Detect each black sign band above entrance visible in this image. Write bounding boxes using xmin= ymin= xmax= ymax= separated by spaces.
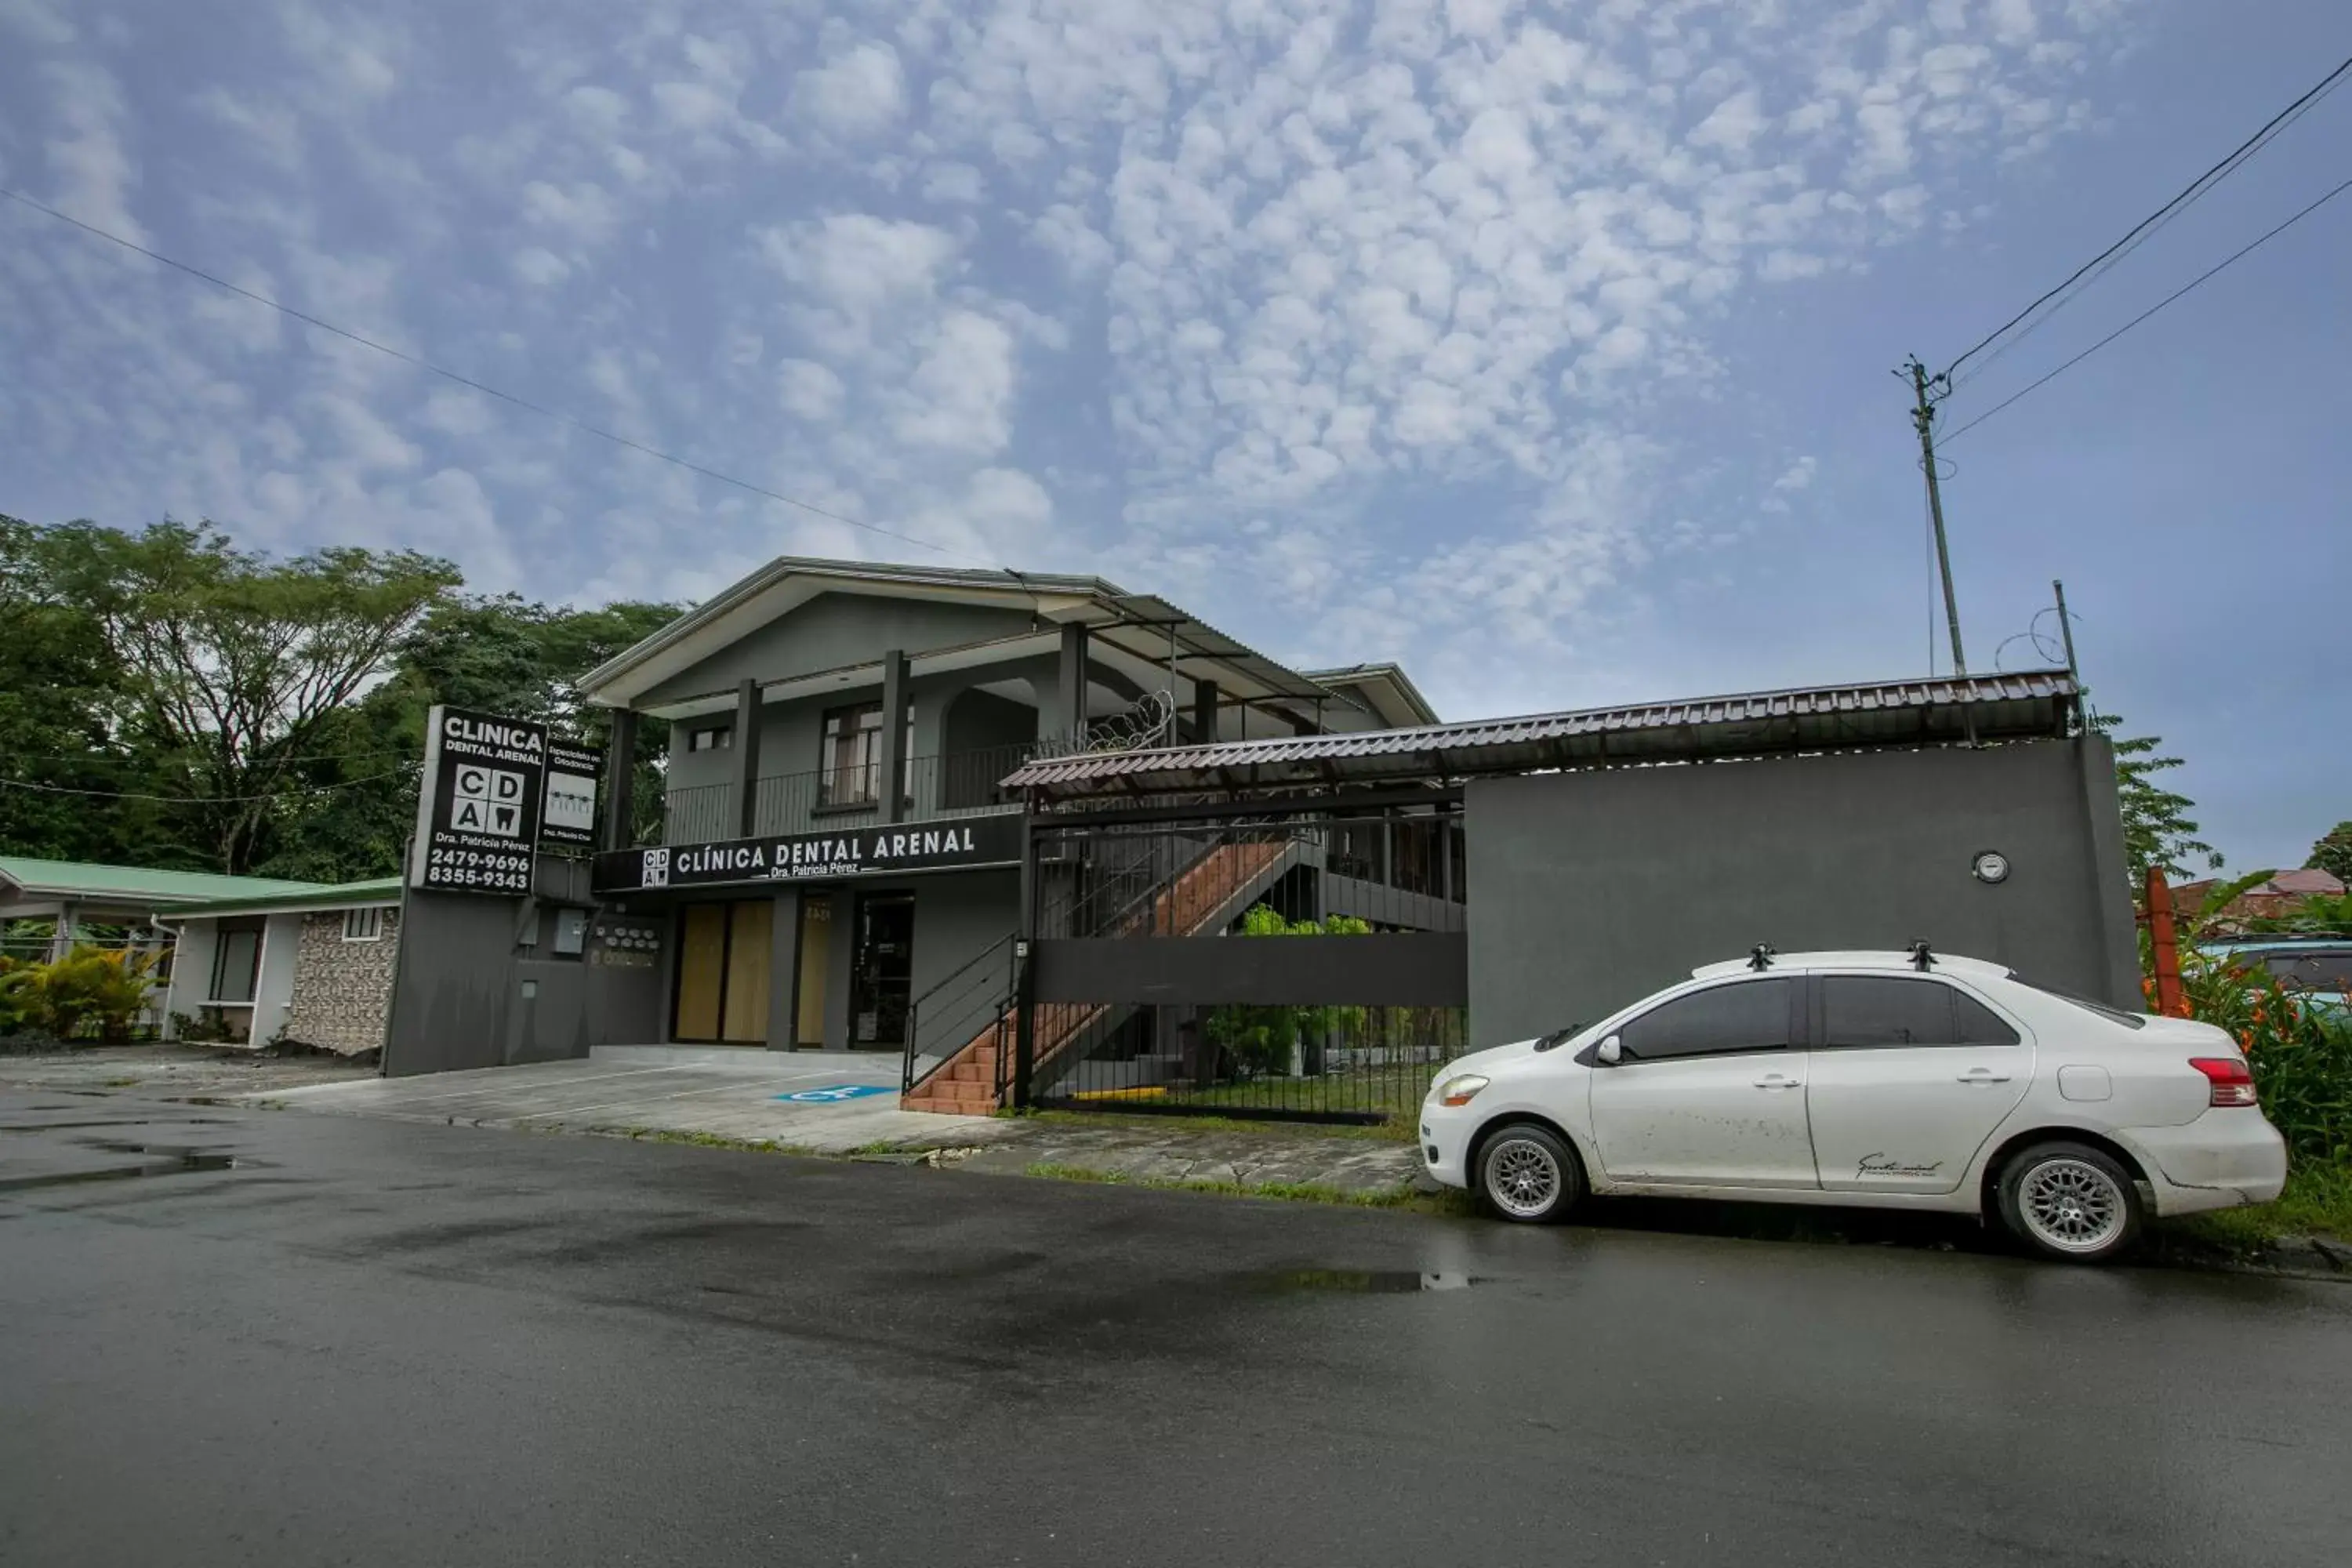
xmin=593 ymin=811 xmax=1022 ymax=895
xmin=409 ymin=706 xmax=548 ymax=897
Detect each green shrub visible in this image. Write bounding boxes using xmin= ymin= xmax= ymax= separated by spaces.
xmin=1203 ymin=905 xmax=1370 ymax=1078
xmin=2 ymin=946 xmax=159 ymax=1043
xmin=0 ymin=957 xmax=37 ymax=1035
xmin=2154 ymin=875 xmax=2352 ymax=1166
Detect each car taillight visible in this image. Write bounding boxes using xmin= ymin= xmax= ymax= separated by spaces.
xmin=2189 ymin=1057 xmax=2259 ymax=1108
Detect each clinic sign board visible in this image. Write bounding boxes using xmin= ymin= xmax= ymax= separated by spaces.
xmin=540 ymin=738 xmax=602 ymax=854
xmin=409 ymin=706 xmax=546 ymax=896
xmin=590 ymin=812 xmax=1023 ymax=895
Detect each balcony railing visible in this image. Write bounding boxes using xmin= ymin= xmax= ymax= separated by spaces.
xmin=662 ymin=742 xmax=1036 ymax=847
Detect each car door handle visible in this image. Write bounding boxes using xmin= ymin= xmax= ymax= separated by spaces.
xmin=1753 ymin=1074 xmax=1802 ymax=1089
xmin=1956 ymin=1069 xmax=2013 ymax=1084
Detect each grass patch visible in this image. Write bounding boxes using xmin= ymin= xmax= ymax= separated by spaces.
xmin=592 ymin=1125 xmax=824 ymax=1159
xmin=1003 ymin=1105 xmax=1407 ymax=1142
xmin=1021 ymin=1160 xmax=1475 ymax=1218
xmin=2162 ymin=1161 xmax=2352 ymax=1254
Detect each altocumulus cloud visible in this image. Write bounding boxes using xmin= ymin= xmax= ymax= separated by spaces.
xmin=0 ymin=0 xmax=2136 ymax=702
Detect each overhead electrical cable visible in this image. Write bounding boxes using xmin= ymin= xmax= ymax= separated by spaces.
xmin=1943 ymin=172 xmax=2352 ymax=443
xmin=1941 ymin=51 xmax=2352 ymax=387
xmin=0 ymin=767 xmax=413 ymax=805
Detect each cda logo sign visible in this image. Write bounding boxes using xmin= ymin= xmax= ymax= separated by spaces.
xmin=408 ymin=706 xmax=553 ymax=897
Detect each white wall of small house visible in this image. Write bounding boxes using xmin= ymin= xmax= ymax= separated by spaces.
xmin=251 ymin=913 xmax=304 ymax=1044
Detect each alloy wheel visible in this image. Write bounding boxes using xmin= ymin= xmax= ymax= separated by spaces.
xmin=1486 ymin=1138 xmax=1561 ymax=1219
xmin=2018 ymin=1156 xmax=2125 ymax=1254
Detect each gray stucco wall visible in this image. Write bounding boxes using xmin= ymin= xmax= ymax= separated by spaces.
xmin=1465 ymin=735 xmax=2137 ymax=1047
xmin=385 ymin=855 xmax=666 ymax=1076
xmin=807 ymin=869 xmax=1018 ymax=1051
xmin=641 ymin=592 xmax=1036 ymax=708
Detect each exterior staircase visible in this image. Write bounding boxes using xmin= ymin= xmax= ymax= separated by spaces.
xmin=900 ymin=837 xmax=1297 ymax=1114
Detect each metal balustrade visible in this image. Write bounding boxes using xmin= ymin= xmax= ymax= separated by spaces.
xmin=659 ymin=742 xmax=1035 ymax=846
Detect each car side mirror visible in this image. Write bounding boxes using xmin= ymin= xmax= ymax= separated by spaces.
xmin=1596 ymin=1035 xmax=1623 ymax=1066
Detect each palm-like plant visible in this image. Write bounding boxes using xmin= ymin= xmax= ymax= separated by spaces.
xmin=18 ymin=946 xmax=160 ymax=1042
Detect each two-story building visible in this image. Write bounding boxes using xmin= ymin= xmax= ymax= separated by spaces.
xmin=575 ymin=557 xmax=1441 ymax=1072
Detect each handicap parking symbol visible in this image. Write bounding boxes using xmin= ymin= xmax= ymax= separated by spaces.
xmin=776 ymin=1084 xmax=895 ymax=1104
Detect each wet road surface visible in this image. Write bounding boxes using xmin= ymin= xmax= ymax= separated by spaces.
xmin=4 ymin=1091 xmax=2348 ymax=1566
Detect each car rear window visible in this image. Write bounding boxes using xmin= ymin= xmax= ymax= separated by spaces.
xmin=1820 ymin=976 xmax=2021 ymax=1047
xmin=2262 ymin=951 xmax=2352 ymax=990
xmin=2014 ymin=978 xmax=2147 ymax=1029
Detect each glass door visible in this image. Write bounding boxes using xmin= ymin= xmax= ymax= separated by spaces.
xmin=849 ymin=892 xmax=915 ymax=1048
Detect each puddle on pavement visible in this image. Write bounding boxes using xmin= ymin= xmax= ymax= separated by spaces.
xmin=0 ymin=1145 xmax=240 ymax=1193
xmin=1259 ymin=1269 xmax=1479 ymax=1294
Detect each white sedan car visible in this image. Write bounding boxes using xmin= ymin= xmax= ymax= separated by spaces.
xmin=1419 ymin=949 xmax=2288 ymax=1263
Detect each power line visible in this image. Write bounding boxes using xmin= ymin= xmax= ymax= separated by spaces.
xmin=1944 ymin=172 xmax=2352 ymax=444
xmin=1942 ymin=51 xmax=2352 ymax=385
xmin=0 ymin=766 xmax=413 ymax=805
xmin=5 ymin=747 xmax=421 ymax=768
xmin=0 ymin=186 xmax=983 ymax=566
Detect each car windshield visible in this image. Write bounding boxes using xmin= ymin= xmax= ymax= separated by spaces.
xmin=2014 ymin=978 xmax=2148 ymax=1029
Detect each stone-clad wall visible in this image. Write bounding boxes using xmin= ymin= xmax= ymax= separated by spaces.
xmin=280 ymin=908 xmax=400 ymax=1056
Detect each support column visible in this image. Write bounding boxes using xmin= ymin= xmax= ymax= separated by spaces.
xmin=1057 ymin=623 xmax=1089 ymax=746
xmin=600 ymin=709 xmax=638 ymax=851
xmin=49 ymin=901 xmax=78 ymax=961
xmin=765 ymin=887 xmax=800 ymax=1051
xmin=879 ymin=648 xmax=909 ymax=826
xmin=731 ymin=678 xmax=761 ymax=837
xmin=1192 ymin=680 xmax=1219 ymax=746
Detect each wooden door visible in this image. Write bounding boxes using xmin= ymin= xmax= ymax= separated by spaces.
xmin=673 ymin=904 xmax=727 ymax=1041
xmin=720 ymin=900 xmax=773 ymax=1044
xmin=795 ymin=898 xmax=831 ymax=1046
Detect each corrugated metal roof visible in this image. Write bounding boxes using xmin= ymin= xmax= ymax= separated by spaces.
xmin=165 ymin=877 xmax=407 ymax=919
xmin=1001 ymin=670 xmax=2080 ymax=800
xmin=0 ymin=857 xmax=330 ymax=907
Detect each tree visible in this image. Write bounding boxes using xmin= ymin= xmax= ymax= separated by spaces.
xmin=259 ymin=593 xmax=683 ymax=880
xmin=0 ymin=516 xmax=145 ymax=862
xmin=2096 ymin=715 xmax=2220 ymax=883
xmin=29 ymin=521 xmax=463 ymax=873
xmin=2308 ymin=822 xmax=2352 ymax=885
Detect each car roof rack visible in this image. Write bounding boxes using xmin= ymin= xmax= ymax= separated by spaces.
xmin=1908 ymin=939 xmax=1935 ymax=971
xmin=1748 ymin=943 xmax=1777 ymax=971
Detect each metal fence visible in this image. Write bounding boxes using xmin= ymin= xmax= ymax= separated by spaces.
xmin=1025 ymin=804 xmax=1468 ymax=1125
xmin=662 ymin=742 xmax=1036 ymax=846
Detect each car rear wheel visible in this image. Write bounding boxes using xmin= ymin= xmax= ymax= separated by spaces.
xmin=1997 ymin=1142 xmax=2142 ymax=1264
xmin=1476 ymin=1124 xmax=1583 ymax=1224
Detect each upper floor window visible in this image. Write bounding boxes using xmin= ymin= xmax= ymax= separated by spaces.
xmin=820 ymin=702 xmax=885 ymax=806
xmin=688 ymin=724 xmax=731 ymax=753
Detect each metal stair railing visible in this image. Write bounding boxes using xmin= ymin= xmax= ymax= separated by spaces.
xmin=901 ymin=934 xmax=1018 ymax=1097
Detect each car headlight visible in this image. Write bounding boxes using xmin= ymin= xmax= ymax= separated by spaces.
xmin=1435 ymin=1073 xmax=1490 ymax=1108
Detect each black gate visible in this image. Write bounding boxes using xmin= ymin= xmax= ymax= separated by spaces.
xmin=1014 ymin=794 xmax=1468 ymax=1125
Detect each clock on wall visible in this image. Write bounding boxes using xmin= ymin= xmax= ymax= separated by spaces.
xmin=1972 ymin=850 xmax=2011 ymax=884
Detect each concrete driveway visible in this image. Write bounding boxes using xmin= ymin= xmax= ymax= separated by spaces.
xmin=253 ymin=1044 xmax=1020 ymax=1155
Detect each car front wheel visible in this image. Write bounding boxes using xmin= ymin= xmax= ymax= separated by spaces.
xmin=1476 ymin=1124 xmax=1583 ymax=1224
xmin=1997 ymin=1142 xmax=2143 ymax=1264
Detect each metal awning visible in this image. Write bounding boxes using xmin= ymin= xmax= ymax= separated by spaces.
xmin=1083 ymin=594 xmax=1342 ymax=706
xmin=1000 ymin=670 xmax=2081 ymax=802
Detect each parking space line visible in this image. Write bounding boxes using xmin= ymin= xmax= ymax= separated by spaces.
xmin=332 ymin=1064 xmax=695 ymax=1109
xmin=527 ymin=1067 xmax=887 ymax=1120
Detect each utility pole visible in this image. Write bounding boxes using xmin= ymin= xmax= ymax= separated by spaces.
xmin=1903 ymin=356 xmax=1968 ymax=677
xmin=2052 ymin=579 xmax=2079 ymax=685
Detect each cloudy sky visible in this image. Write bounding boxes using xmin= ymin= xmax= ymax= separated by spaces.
xmin=1 ymin=1 xmax=2344 ymax=868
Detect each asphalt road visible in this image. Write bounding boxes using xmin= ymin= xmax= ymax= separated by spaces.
xmin=5 ymin=1091 xmax=2348 ymax=1567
